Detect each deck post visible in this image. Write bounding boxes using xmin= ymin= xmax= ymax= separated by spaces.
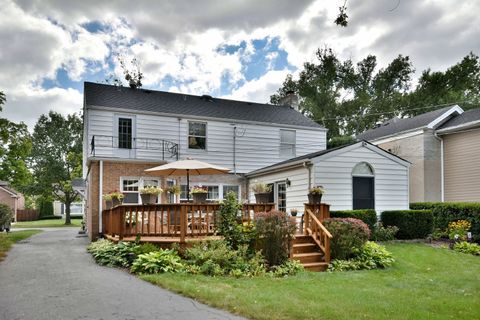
xmin=180 ymin=204 xmax=187 ymax=244
xmin=119 ymin=207 xmax=125 ymax=241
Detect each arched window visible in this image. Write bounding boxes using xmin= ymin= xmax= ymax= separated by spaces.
xmin=352 ymin=162 xmax=375 ymax=209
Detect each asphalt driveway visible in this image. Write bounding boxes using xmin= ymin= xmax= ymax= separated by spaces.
xmin=0 ymin=228 xmax=244 ymax=320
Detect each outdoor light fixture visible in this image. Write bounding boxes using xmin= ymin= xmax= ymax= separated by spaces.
xmin=286 ymin=178 xmax=291 ymax=187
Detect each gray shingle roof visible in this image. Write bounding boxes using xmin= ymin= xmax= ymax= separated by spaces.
xmin=356 ymin=106 xmax=456 ymax=141
xmin=438 ymin=108 xmax=480 ymax=129
xmin=84 ymin=82 xmax=324 ymax=129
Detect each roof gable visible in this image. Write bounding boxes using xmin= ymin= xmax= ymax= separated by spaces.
xmin=84 ymin=82 xmax=325 ymax=129
xmin=356 ymin=105 xmax=463 ymax=141
xmin=437 ymin=107 xmax=480 ymax=132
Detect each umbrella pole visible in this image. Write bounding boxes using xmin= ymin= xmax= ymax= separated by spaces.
xmin=186 ymin=169 xmax=190 ymax=201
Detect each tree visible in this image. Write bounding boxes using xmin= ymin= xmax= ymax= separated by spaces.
xmin=105 ymin=56 xmax=143 ymax=89
xmin=271 ymin=48 xmax=414 ymax=139
xmin=0 ymin=92 xmax=32 ymax=190
xmin=30 ymin=111 xmax=83 ymax=225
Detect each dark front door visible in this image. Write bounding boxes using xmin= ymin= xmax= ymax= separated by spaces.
xmin=353 ymin=177 xmax=374 ymax=209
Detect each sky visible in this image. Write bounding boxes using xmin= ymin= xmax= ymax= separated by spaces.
xmin=1 ymin=0 xmax=479 ymax=129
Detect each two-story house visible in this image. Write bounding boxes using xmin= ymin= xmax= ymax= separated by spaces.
xmin=83 ymin=82 xmax=410 ymax=240
xmin=357 ymin=105 xmax=480 ymax=203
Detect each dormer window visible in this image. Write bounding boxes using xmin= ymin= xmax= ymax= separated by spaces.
xmin=188 ymin=121 xmax=207 ymax=150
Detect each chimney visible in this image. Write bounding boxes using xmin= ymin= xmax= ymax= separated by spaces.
xmin=279 ymin=90 xmax=299 ymax=111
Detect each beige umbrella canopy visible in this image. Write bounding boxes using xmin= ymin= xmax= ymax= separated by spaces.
xmin=145 ymin=159 xmax=230 ymax=200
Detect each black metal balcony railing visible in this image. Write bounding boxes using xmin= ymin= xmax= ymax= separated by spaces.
xmin=90 ymin=135 xmax=179 ymax=160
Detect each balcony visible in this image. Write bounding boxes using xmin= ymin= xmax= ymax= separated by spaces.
xmin=90 ymin=135 xmax=179 ymax=161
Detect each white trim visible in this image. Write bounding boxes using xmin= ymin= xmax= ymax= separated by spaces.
xmin=87 ymin=104 xmax=327 ymax=132
xmin=370 ymin=129 xmax=423 ymax=145
xmin=440 ymin=138 xmax=444 ymax=202
xmin=426 ymin=105 xmax=463 ymax=129
xmin=436 ymin=119 xmax=480 ymax=134
xmin=246 ymin=160 xmax=308 ymax=177
xmin=178 ymin=182 xmax=242 ymax=201
xmin=99 ymin=160 xmax=103 ymax=234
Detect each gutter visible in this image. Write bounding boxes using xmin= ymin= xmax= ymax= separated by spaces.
xmin=246 ymin=159 xmax=312 ymax=178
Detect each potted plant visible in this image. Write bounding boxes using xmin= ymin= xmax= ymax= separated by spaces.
xmin=140 ymin=186 xmax=163 ymax=204
xmin=110 ymin=190 xmax=124 ymax=207
xmin=191 ymin=186 xmax=208 ymax=203
xmin=103 ymin=194 xmax=113 ymax=210
xmin=252 ymin=183 xmax=272 ymax=204
xmin=166 ymin=185 xmax=181 ymax=203
xmin=290 ymin=208 xmax=298 ymax=217
xmin=308 ymin=186 xmax=325 ymax=204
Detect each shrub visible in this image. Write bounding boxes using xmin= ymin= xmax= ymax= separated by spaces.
xmin=409 ymin=202 xmax=439 ymax=210
xmin=133 ymin=243 xmax=159 ymax=256
xmin=323 ymin=218 xmax=370 ymax=260
xmin=255 ymin=210 xmax=296 ymax=267
xmin=37 ymin=197 xmax=54 ymax=218
xmin=330 ymin=209 xmax=377 ymax=230
xmin=131 ymin=249 xmax=184 ymax=274
xmin=70 ymin=215 xmax=84 ymax=219
xmin=0 ymin=204 xmax=13 ymax=226
xmin=87 ymin=239 xmax=135 ymax=267
xmin=328 ymin=241 xmax=395 ymax=272
xmin=269 ymin=259 xmax=304 ymax=277
xmin=381 ymin=210 xmax=433 ymax=239
xmin=371 ymin=223 xmax=399 ymax=241
xmin=38 ymin=215 xmax=62 ymax=220
xmin=218 ymin=192 xmax=247 ymax=249
xmin=453 ymin=241 xmax=480 ymax=256
xmin=184 ymin=240 xmax=266 ymax=277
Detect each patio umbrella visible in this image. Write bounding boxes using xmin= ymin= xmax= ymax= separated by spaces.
xmin=144 ymin=159 xmax=230 ymax=200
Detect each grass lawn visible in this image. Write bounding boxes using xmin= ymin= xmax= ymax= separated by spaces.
xmin=0 ymin=230 xmax=42 ymax=261
xmin=12 ymin=219 xmax=82 ymax=228
xmin=141 ymin=243 xmax=480 ymax=320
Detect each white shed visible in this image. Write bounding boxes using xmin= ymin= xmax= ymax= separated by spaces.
xmin=246 ymin=141 xmax=410 ymax=215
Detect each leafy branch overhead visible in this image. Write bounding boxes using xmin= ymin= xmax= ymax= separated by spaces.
xmin=334 ymin=1 xmax=348 ymax=27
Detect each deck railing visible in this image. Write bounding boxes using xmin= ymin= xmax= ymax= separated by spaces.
xmin=102 ymin=203 xmax=275 ymax=243
xmin=302 ymin=207 xmax=332 ymax=263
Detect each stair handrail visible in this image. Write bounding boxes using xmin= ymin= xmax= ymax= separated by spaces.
xmin=304 ymin=208 xmax=332 ymax=263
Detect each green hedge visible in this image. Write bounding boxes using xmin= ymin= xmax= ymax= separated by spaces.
xmin=410 ymin=202 xmax=480 ymax=240
xmin=330 ymin=210 xmax=377 ymax=230
xmin=70 ymin=215 xmax=84 ymax=219
xmin=381 ymin=210 xmax=434 ymax=239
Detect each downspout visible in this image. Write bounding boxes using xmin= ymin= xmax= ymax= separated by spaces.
xmin=233 ymin=126 xmax=237 ymax=175
xmin=303 ymin=161 xmax=313 ymax=189
xmin=178 ymin=118 xmax=181 ymax=159
xmin=433 ymin=132 xmax=444 ymax=202
xmin=98 ymin=160 xmax=103 ymax=234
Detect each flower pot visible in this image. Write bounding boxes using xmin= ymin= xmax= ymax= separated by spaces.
xmin=291 ymin=211 xmax=298 ymax=217
xmin=254 ymin=193 xmax=270 ymax=204
xmin=105 ymin=200 xmax=113 ymax=210
xmin=141 ymin=194 xmax=157 ymax=204
xmin=308 ymin=193 xmax=322 ymax=204
xmin=192 ymin=193 xmax=208 ymax=203
xmin=112 ymin=197 xmax=123 ymax=207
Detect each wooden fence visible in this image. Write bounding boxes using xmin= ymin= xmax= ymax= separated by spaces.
xmin=16 ymin=209 xmax=39 ymax=221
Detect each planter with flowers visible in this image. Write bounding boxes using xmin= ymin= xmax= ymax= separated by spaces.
xmin=191 ymin=186 xmax=208 ymax=203
xmin=252 ymin=183 xmax=272 ymax=204
xmin=166 ymin=185 xmax=181 ymax=203
xmin=308 ymin=186 xmax=325 ymax=204
xmin=140 ymin=186 xmax=163 ymax=204
xmin=103 ymin=190 xmax=124 ymax=209
xmin=290 ymin=208 xmax=298 ymax=217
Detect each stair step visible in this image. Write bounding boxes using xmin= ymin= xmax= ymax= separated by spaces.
xmin=292 ymin=242 xmax=318 ymax=254
xmin=292 ymin=252 xmax=324 ymax=264
xmin=293 ymin=235 xmax=316 ymax=244
xmin=302 ymin=262 xmax=329 ymax=272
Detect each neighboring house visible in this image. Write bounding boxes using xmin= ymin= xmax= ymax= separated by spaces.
xmin=83 ymin=82 xmax=410 ymax=240
xmin=357 ymin=105 xmax=480 ymax=203
xmin=0 ymin=181 xmax=25 ymax=221
xmin=246 ymin=141 xmax=410 ymax=214
xmin=53 ymin=201 xmax=85 ymax=217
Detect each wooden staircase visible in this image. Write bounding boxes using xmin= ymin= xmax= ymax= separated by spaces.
xmin=292 ymin=235 xmax=329 ymax=271
xmin=291 ymin=204 xmax=333 ymax=272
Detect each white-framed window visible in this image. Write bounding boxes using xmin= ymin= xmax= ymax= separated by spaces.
xmin=223 ymin=185 xmax=239 ymax=199
xmin=280 ymin=129 xmax=296 ymax=157
xmin=179 ymin=183 xmax=241 ymax=201
xmin=118 ymin=117 xmax=133 ymax=149
xmin=188 ymin=121 xmax=207 ymax=150
xmin=120 ymin=177 xmax=160 ymax=204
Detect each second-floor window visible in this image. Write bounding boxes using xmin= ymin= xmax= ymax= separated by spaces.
xmin=280 ymin=129 xmax=296 ymax=157
xmin=118 ymin=118 xmax=132 ymax=149
xmin=188 ymin=121 xmax=206 ymax=150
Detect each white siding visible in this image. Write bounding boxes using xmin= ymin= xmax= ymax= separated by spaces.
xmin=313 ymin=145 xmax=409 ymax=213
xmin=86 ymin=108 xmax=326 ymax=173
xmin=247 ymin=166 xmax=310 ymax=213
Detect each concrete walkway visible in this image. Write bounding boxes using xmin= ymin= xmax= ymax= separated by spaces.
xmin=0 ymin=229 xmax=244 ymax=320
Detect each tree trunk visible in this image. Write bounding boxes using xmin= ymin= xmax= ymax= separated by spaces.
xmin=65 ymin=200 xmax=71 ymax=225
